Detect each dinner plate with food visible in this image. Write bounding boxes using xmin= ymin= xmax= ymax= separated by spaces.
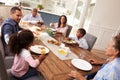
xmin=30 ymin=45 xmax=49 ymax=54
xmin=34 ymin=27 xmax=42 ymax=31
xmin=47 ymin=39 xmax=60 ymax=46
xmin=63 ymin=38 xmax=76 ymax=44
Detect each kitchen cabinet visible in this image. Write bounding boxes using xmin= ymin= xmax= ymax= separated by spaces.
xmin=38 ymin=11 xmax=60 ymax=26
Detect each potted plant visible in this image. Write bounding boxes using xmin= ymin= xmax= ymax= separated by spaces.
xmin=37 ymin=4 xmax=44 ymax=10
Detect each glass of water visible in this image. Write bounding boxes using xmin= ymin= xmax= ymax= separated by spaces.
xmin=79 ymin=53 xmax=85 ymax=59
xmin=58 ymin=35 xmax=64 ymax=43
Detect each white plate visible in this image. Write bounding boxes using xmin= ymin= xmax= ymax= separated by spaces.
xmin=30 ymin=45 xmax=49 ymax=54
xmin=71 ymin=59 xmax=92 ymax=71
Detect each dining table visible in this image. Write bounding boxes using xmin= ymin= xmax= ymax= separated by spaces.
xmin=20 ymin=23 xmax=105 ymax=80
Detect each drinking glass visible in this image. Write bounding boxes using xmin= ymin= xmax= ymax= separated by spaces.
xmin=41 ymin=25 xmax=47 ymax=32
xmin=79 ymin=53 xmax=85 ymax=59
xmin=58 ymin=36 xmax=63 ymax=43
xmin=79 ymin=51 xmax=86 ymax=59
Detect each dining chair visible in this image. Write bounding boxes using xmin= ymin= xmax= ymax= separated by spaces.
xmin=84 ymin=33 xmax=97 ymax=51
xmin=0 ymin=16 xmax=3 ymax=25
xmin=0 ymin=50 xmax=9 ymax=80
xmin=66 ymin=25 xmax=72 ymax=37
xmin=0 ymin=37 xmax=5 ymax=57
xmin=0 ymin=36 xmax=14 ymax=69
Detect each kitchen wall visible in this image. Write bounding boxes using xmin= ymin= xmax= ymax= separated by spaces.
xmin=88 ymin=0 xmax=120 ymax=50
xmin=0 ymin=5 xmax=31 ymax=22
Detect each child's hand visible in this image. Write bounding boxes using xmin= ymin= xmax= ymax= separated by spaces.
xmin=66 ymin=38 xmax=72 ymax=41
xmin=38 ymin=54 xmax=46 ymax=63
xmin=73 ymin=42 xmax=79 ymax=46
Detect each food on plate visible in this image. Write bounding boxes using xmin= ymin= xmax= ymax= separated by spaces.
xmin=30 ymin=45 xmax=49 ymax=54
xmin=47 ymin=39 xmax=60 ymax=46
xmin=66 ymin=40 xmax=76 ymax=43
xmin=47 ymin=39 xmax=54 ymax=44
xmin=57 ymin=49 xmax=67 ymax=55
xmin=38 ymin=47 xmax=46 ymax=54
xmin=64 ymin=38 xmax=76 ymax=44
xmin=33 ymin=31 xmax=40 ymax=36
xmin=36 ymin=27 xmax=42 ymax=31
xmin=54 ymin=41 xmax=60 ymax=46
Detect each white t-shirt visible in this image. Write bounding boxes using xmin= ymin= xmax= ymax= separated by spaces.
xmin=70 ymin=36 xmax=88 ymax=49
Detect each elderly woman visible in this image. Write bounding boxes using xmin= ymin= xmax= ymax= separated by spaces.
xmin=50 ymin=15 xmax=68 ymax=37
xmin=69 ymin=33 xmax=120 ymax=80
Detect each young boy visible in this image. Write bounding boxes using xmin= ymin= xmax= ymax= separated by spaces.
xmin=69 ymin=28 xmax=88 ymax=49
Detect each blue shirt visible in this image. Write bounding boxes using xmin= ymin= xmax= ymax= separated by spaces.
xmin=94 ymin=58 xmax=120 ymax=80
xmin=1 ymin=18 xmax=22 ymax=55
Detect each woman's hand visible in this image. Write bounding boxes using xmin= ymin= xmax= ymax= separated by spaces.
xmin=55 ymin=32 xmax=63 ymax=37
xmin=89 ymin=59 xmax=104 ymax=65
xmin=68 ymin=70 xmax=86 ymax=80
xmin=89 ymin=59 xmax=98 ymax=64
xmin=50 ymin=23 xmax=55 ymax=27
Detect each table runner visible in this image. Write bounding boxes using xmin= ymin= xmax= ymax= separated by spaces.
xmin=38 ymin=32 xmax=78 ymax=60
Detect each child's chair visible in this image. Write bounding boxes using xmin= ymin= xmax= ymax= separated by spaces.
xmin=66 ymin=25 xmax=72 ymax=37
xmin=84 ymin=33 xmax=97 ymax=51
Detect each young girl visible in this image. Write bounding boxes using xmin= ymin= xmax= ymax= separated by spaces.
xmin=50 ymin=15 xmax=68 ymax=37
xmin=8 ymin=30 xmax=45 ymax=80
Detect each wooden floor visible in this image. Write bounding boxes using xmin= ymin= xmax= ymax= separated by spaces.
xmin=91 ymin=49 xmax=108 ymax=60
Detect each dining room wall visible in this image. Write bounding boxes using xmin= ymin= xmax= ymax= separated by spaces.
xmin=87 ymin=0 xmax=120 ymax=50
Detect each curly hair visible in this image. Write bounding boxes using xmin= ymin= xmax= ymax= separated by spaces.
xmin=8 ymin=30 xmax=34 ymax=54
xmin=78 ymin=28 xmax=86 ymax=37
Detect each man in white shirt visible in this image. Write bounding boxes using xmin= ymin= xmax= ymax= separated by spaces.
xmin=69 ymin=28 xmax=88 ymax=49
xmin=22 ymin=8 xmax=44 ymax=26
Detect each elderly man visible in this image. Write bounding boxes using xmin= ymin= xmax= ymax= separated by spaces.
xmin=22 ymin=8 xmax=44 ymax=26
xmin=1 ymin=7 xmax=23 ymax=56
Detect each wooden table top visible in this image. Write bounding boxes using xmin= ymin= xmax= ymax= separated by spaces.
xmin=32 ymin=36 xmax=104 ymax=80
xmin=21 ymin=24 xmax=104 ymax=80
